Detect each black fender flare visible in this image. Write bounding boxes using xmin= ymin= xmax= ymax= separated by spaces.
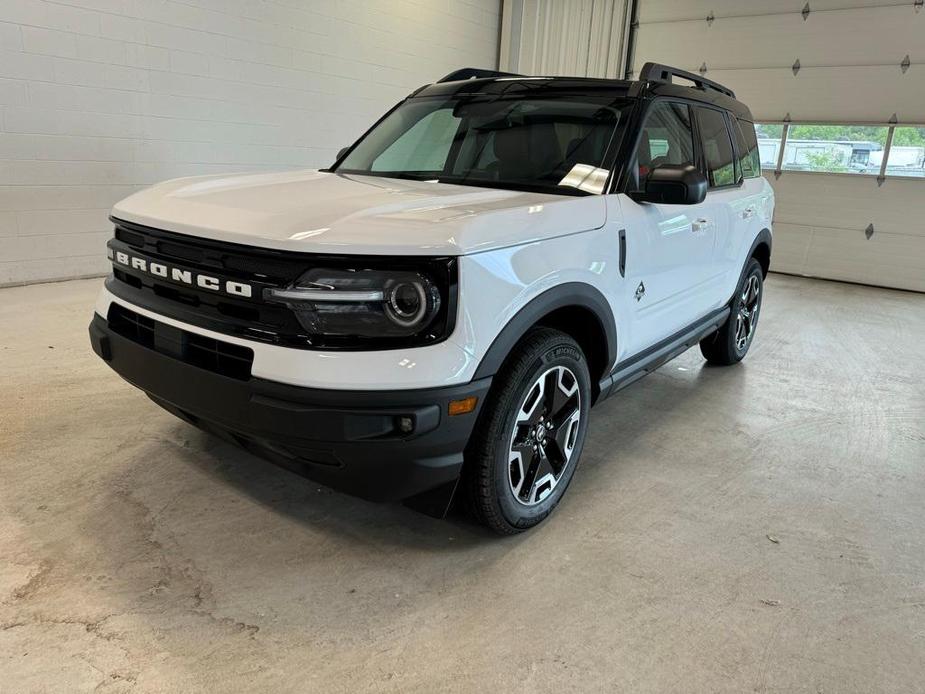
xmin=732 ymin=228 xmax=772 ymax=300
xmin=751 ymin=227 xmax=772 ymax=262
xmin=471 ymin=282 xmax=618 ymax=381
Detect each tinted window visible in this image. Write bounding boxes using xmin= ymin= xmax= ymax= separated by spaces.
xmin=630 ymin=101 xmax=695 ymax=191
xmin=372 ymin=107 xmax=460 ymax=172
xmin=697 ymin=107 xmax=737 ymax=187
xmin=734 ymin=119 xmax=761 ymax=178
xmin=339 ymin=96 xmax=630 ymax=196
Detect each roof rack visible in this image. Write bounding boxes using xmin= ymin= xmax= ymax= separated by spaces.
xmin=437 ymin=67 xmax=524 ymax=83
xmin=637 ymin=62 xmax=735 ymax=98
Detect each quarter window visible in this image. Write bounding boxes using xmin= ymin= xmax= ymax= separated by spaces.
xmin=734 ymin=119 xmax=761 ymax=178
xmin=697 ymin=107 xmax=737 ymax=187
xmin=755 ymin=124 xmax=783 ymax=168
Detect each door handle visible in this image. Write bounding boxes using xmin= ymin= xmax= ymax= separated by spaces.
xmin=692 ymin=218 xmax=710 ymax=232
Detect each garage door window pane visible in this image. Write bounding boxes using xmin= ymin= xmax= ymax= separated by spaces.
xmin=781 ymin=125 xmax=887 ymax=175
xmin=697 ymin=107 xmax=737 ymax=187
xmin=755 ymin=124 xmax=783 ymax=168
xmin=885 ymin=127 xmax=925 ymax=177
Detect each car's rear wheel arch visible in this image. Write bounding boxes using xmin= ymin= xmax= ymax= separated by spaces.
xmin=751 ymin=234 xmax=771 ymax=278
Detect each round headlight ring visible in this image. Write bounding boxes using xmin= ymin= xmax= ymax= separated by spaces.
xmin=386 ymin=280 xmax=428 ymax=327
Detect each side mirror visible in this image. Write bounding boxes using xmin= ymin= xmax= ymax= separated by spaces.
xmin=631 ymin=164 xmax=707 ymax=205
xmin=336 ymin=147 xmax=349 ymax=161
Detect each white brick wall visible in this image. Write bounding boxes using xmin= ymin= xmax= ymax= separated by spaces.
xmin=0 ymin=0 xmax=501 ymax=285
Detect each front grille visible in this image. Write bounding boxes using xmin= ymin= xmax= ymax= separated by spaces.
xmin=108 ymin=303 xmax=254 ymax=380
xmin=109 ymin=220 xmax=312 ymax=348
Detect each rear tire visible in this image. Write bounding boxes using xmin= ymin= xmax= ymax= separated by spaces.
xmin=464 ymin=328 xmax=591 ymax=535
xmin=700 ymin=257 xmax=764 ymax=365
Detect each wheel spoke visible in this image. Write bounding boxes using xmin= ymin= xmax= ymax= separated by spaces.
xmin=547 ymin=407 xmax=580 ymax=473
xmin=545 ymin=367 xmax=578 ymax=418
xmin=745 ymin=307 xmax=758 ymax=339
xmin=542 ymin=369 xmax=564 ymax=416
xmin=525 ymin=446 xmax=557 ymax=503
xmin=517 ymin=378 xmax=545 ymax=425
xmin=509 ymin=444 xmax=534 ymax=498
xmin=550 ymin=402 xmax=579 ymax=433
xmin=518 ymin=449 xmax=543 ymax=502
xmin=511 ymin=437 xmax=534 ymax=457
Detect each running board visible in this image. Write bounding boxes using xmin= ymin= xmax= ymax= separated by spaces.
xmin=597 ymin=307 xmax=730 ymax=401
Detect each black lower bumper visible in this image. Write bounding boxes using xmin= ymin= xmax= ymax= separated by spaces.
xmin=89 ymin=313 xmax=490 ymax=509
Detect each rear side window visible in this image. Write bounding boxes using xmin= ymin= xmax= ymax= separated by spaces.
xmin=733 ymin=119 xmax=761 ymax=178
xmin=696 ymin=107 xmax=737 ymax=187
xmin=630 ymin=101 xmax=695 ymax=191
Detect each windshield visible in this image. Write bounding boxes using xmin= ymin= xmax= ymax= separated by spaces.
xmin=335 ymin=94 xmax=630 ymax=195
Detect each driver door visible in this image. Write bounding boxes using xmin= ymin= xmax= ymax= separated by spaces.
xmin=618 ymin=100 xmax=716 ymax=356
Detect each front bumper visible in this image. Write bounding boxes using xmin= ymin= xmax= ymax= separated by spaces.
xmin=89 ymin=312 xmax=490 ymax=509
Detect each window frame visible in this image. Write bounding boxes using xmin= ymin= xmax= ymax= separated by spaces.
xmin=731 ymin=117 xmax=762 ymax=179
xmin=692 ymin=104 xmax=743 ymax=191
xmin=616 ymin=96 xmax=705 ymax=195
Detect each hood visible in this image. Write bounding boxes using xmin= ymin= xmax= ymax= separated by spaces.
xmin=111 ymin=170 xmax=606 ymax=256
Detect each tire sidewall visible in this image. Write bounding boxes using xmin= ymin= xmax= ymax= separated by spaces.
xmin=490 ymin=341 xmax=591 ymax=529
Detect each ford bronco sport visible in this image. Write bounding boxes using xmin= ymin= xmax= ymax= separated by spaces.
xmin=89 ymin=63 xmax=773 ymax=534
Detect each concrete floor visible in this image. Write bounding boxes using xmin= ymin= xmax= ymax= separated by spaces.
xmin=1 ymin=274 xmax=923 ymax=693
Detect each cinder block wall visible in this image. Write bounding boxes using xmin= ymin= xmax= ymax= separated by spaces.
xmin=0 ymin=0 xmax=500 ymax=285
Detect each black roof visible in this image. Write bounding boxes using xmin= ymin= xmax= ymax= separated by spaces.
xmin=417 ymin=76 xmax=634 ymax=99
xmin=414 ymin=65 xmax=753 ymax=121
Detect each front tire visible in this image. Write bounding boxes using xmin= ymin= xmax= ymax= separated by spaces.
xmin=464 ymin=328 xmax=591 ymax=535
xmin=700 ymin=257 xmax=764 ymax=365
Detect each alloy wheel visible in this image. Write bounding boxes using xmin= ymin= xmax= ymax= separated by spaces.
xmin=734 ymin=274 xmax=761 ymax=352
xmin=507 ymin=366 xmax=581 ymax=506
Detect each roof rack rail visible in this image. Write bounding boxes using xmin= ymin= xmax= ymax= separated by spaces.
xmin=637 ymin=62 xmax=735 ymax=98
xmin=437 ymin=67 xmax=524 ymax=83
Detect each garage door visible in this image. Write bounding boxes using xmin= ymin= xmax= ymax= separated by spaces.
xmin=630 ymin=0 xmax=925 ymax=292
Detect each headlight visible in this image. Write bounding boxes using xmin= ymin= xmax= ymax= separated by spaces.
xmin=264 ymin=262 xmax=456 ymax=349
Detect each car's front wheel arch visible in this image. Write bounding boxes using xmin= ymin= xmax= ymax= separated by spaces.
xmin=471 ymin=282 xmax=616 ymax=402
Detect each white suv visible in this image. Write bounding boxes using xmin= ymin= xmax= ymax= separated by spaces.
xmin=89 ymin=63 xmax=773 ymax=534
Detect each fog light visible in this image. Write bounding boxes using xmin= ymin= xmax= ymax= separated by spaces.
xmin=448 ymin=396 xmax=478 ymax=416
xmin=397 ymin=416 xmax=414 ymax=433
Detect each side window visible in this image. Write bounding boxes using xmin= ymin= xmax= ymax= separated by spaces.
xmin=371 ymin=108 xmax=459 ymax=172
xmin=631 ymin=101 xmax=695 ymax=190
xmin=733 ymin=118 xmax=761 ymax=178
xmin=696 ymin=107 xmax=737 ymax=187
